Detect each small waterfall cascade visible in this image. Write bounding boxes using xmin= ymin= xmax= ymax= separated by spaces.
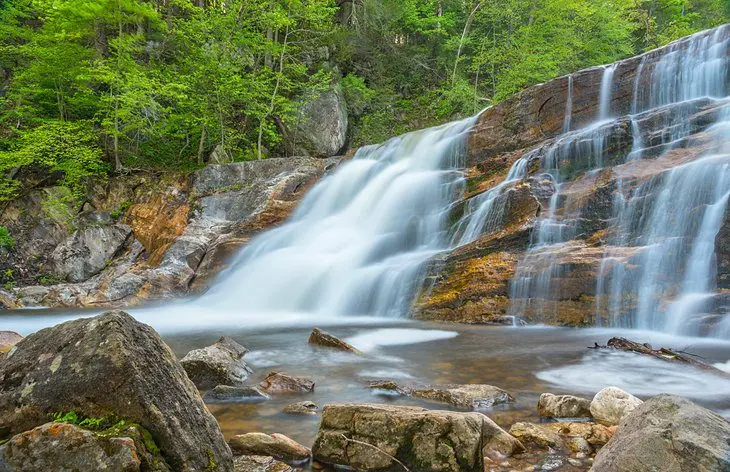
xmin=202 ymin=116 xmax=477 ymax=317
xmin=507 ymin=25 xmax=730 ymax=335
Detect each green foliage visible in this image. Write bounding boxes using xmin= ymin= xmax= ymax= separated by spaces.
xmin=111 ymin=200 xmax=133 ymax=220
xmin=0 ymin=226 xmax=14 ymax=250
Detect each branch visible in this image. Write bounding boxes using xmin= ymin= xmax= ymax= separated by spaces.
xmin=339 ymin=434 xmax=411 ymax=472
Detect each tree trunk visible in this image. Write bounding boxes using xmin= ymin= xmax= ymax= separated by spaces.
xmin=197 ymin=125 xmax=207 ymax=166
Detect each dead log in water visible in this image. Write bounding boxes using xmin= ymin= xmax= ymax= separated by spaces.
xmin=590 ymin=337 xmax=730 ymax=378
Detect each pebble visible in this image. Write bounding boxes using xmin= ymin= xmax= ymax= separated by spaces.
xmin=575 ymin=452 xmax=587 ymax=459
xmin=568 ymin=458 xmax=581 ymax=467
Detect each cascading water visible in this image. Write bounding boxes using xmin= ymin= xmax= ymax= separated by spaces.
xmin=201 ymin=116 xmax=477 ymax=318
xmin=508 ymin=25 xmax=730 ymax=336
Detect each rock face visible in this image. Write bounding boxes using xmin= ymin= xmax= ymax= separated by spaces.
xmin=312 ymin=403 xmax=523 ymax=471
xmin=590 ymin=386 xmax=643 ymax=426
xmin=180 ymin=336 xmax=252 ymax=390
xmin=0 ymin=157 xmax=338 ymax=309
xmin=229 ymin=433 xmax=311 ymax=462
xmin=258 ymin=372 xmax=315 ymax=394
xmin=291 ymin=87 xmax=348 ymax=157
xmin=0 ymin=422 xmax=146 ymax=472
xmin=52 ymin=224 xmax=132 ymax=282
xmin=537 ymin=393 xmax=592 ymax=418
xmin=308 ymin=328 xmax=361 ymax=353
xmin=592 ymin=394 xmax=730 ymax=472
xmin=0 ymin=310 xmax=233 ymax=472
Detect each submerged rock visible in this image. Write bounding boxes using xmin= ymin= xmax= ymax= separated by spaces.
xmin=0 ymin=310 xmax=233 ymax=472
xmin=258 ymin=372 xmax=315 ymax=395
xmin=537 ymin=393 xmax=592 ymax=418
xmin=308 ymin=328 xmax=360 ymax=354
xmin=368 ymin=381 xmax=513 ymax=409
xmin=590 ymin=386 xmax=643 ymax=426
xmin=592 ymin=394 xmax=730 ymax=472
xmin=283 ymin=401 xmax=318 ymax=415
xmin=312 ymin=403 xmax=523 ymax=471
xmin=180 ymin=336 xmax=252 ymax=390
xmin=229 ymin=433 xmax=311 ymax=462
xmin=205 ymin=385 xmax=270 ymax=403
xmin=233 ymin=455 xmax=293 ymax=472
xmin=0 ymin=422 xmax=147 ymax=472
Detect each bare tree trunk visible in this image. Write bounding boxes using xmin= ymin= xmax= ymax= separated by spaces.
xmin=258 ymin=24 xmax=289 ymax=160
xmin=452 ymin=1 xmax=483 ymax=86
xmin=197 ymin=125 xmax=207 ymax=165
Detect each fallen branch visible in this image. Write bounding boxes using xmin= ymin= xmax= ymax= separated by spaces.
xmin=590 ymin=337 xmax=730 ymax=378
xmin=339 ymin=434 xmax=411 ymax=472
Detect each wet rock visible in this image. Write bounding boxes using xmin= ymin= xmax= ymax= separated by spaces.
xmin=283 ymin=401 xmax=318 ymax=415
xmin=291 ymin=87 xmax=348 ymax=157
xmin=233 ymin=455 xmax=293 ymax=472
xmin=308 ymin=328 xmax=361 ymax=354
xmin=0 ymin=310 xmax=233 ymax=472
xmin=590 ymin=386 xmax=643 ymax=426
xmin=52 ymin=224 xmax=132 ymax=282
xmin=592 ymin=394 xmax=730 ymax=472
xmin=312 ymin=403 xmax=524 ymax=471
xmin=508 ymin=422 xmax=563 ymax=449
xmin=0 ymin=331 xmax=22 ymax=354
xmin=259 ymin=372 xmax=315 ymax=395
xmin=536 ymin=455 xmax=564 ymax=471
xmin=542 ymin=421 xmax=614 ymax=446
xmin=229 ymin=433 xmax=311 ymax=462
xmin=407 ymin=383 xmax=514 ymax=409
xmin=566 ymin=436 xmax=592 ymax=454
xmin=205 ymin=385 xmax=270 ymax=403
xmin=180 ymin=336 xmax=252 ymax=390
xmin=0 ymin=422 xmax=146 ymax=472
xmin=537 ymin=393 xmax=592 ymax=418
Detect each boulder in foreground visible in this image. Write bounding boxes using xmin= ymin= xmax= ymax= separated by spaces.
xmin=537 ymin=393 xmax=592 ymax=418
xmin=592 ymin=394 xmax=730 ymax=472
xmin=312 ymin=403 xmax=523 ymax=471
xmin=180 ymin=336 xmax=253 ymax=390
xmin=0 ymin=310 xmax=233 ymax=472
xmin=590 ymin=386 xmax=643 ymax=426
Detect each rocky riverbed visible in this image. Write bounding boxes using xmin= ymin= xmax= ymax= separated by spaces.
xmin=2 ymin=311 xmax=730 ymax=471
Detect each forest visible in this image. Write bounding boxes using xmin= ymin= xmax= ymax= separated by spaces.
xmin=0 ymin=0 xmax=727 ymax=204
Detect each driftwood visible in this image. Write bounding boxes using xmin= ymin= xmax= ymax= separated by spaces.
xmin=590 ymin=337 xmax=730 ymax=378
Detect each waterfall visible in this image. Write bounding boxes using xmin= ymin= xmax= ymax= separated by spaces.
xmin=563 ymin=75 xmax=573 ymax=133
xmin=508 ymin=25 xmax=730 ymax=336
xmin=200 ymin=116 xmax=477 ymax=318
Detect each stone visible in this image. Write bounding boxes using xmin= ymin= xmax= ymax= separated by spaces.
xmin=291 ymin=87 xmax=348 ymax=157
xmin=233 ymin=455 xmax=293 ymax=472
xmin=209 ymin=144 xmax=233 ymax=165
xmin=0 ymin=310 xmax=233 ymax=472
xmin=52 ymin=224 xmax=132 ymax=282
xmin=590 ymin=386 xmax=643 ymax=426
xmin=592 ymin=394 xmax=730 ymax=472
xmin=537 ymin=393 xmax=592 ymax=418
xmin=0 ymin=422 xmax=147 ymax=472
xmin=259 ymin=372 xmax=315 ymax=395
xmin=407 ymin=384 xmax=514 ymax=409
xmin=180 ymin=336 xmax=253 ymax=390
xmin=205 ymin=385 xmax=270 ymax=403
xmin=565 ymin=436 xmax=592 ymax=454
xmin=0 ymin=331 xmax=22 ymax=354
xmin=508 ymin=422 xmax=563 ymax=449
xmin=308 ymin=328 xmax=361 ymax=354
xmin=542 ymin=421 xmax=614 ymax=446
xmin=312 ymin=403 xmax=524 ymax=471
xmin=283 ymin=401 xmax=318 ymax=415
xmin=229 ymin=433 xmax=311 ymax=462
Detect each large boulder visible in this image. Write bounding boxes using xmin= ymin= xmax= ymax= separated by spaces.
xmin=537 ymin=393 xmax=592 ymax=418
xmin=0 ymin=422 xmax=147 ymax=472
xmin=0 ymin=310 xmax=233 ymax=472
xmin=590 ymin=386 xmax=643 ymax=426
xmin=291 ymin=88 xmax=348 ymax=157
xmin=52 ymin=224 xmax=132 ymax=282
xmin=312 ymin=403 xmax=523 ymax=471
xmin=592 ymin=394 xmax=730 ymax=472
xmin=180 ymin=336 xmax=252 ymax=390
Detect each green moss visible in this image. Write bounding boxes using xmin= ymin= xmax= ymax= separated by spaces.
xmin=205 ymin=448 xmax=217 ymax=471
xmin=111 ymin=200 xmax=133 ymax=219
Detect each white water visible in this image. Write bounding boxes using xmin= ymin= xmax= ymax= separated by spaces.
xmin=197 ymin=116 xmax=477 ymax=319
